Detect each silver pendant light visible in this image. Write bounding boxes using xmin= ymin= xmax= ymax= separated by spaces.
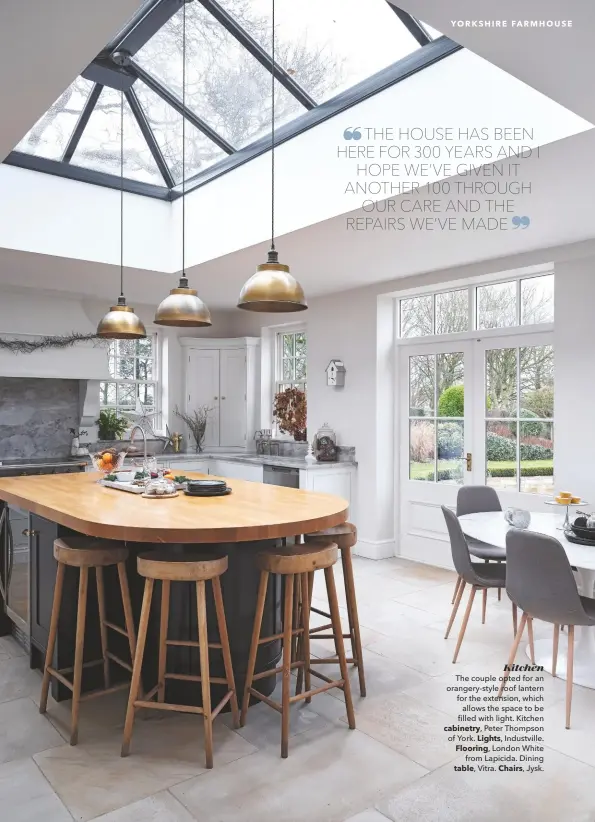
xmin=154 ymin=0 xmax=211 ymax=327
xmin=237 ymin=0 xmax=307 ymax=312
xmin=97 ymin=90 xmax=146 ymax=339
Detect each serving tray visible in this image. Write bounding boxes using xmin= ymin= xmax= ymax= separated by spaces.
xmin=100 ymin=480 xmax=144 ymax=494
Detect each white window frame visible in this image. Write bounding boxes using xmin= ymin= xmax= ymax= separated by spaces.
xmin=99 ymin=333 xmax=161 ymax=430
xmin=275 ymin=327 xmax=307 ymax=394
xmin=397 ymin=270 xmax=554 ymax=341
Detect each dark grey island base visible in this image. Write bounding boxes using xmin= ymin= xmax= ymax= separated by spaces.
xmin=24 ymin=513 xmax=283 ymax=706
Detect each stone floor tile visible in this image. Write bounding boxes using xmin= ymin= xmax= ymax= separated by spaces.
xmin=88 ymin=790 xmax=195 ymax=821
xmin=0 ymin=697 xmax=64 ymax=765
xmin=0 ymin=757 xmax=71 ymax=822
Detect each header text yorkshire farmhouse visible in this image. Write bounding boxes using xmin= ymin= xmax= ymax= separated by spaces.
xmin=451 ymin=20 xmax=572 ymax=28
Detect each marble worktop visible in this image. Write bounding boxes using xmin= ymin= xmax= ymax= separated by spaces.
xmin=127 ymin=452 xmax=357 ymax=470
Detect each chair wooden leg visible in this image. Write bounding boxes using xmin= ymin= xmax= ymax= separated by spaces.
xmin=342 ymin=545 xmax=366 ymax=697
xmin=281 ymin=573 xmax=294 ymax=759
xmin=452 ymin=585 xmax=477 ymax=664
xmin=39 ymin=562 xmax=65 ymax=715
xmin=451 ymin=575 xmax=462 ymax=605
xmin=158 ymin=580 xmax=170 ymax=703
xmin=291 ymin=574 xmax=301 ymax=664
xmin=445 ymin=579 xmax=466 ymax=639
xmin=121 ymin=578 xmax=154 ymax=757
xmin=512 ymin=602 xmax=518 ymax=637
xmin=300 ymin=572 xmax=312 ymax=704
xmin=552 ymin=623 xmax=560 ymax=678
xmin=482 ymin=588 xmax=487 ymax=625
xmin=498 ymin=611 xmax=528 ymax=697
xmin=212 ymin=575 xmax=240 ymax=729
xmin=70 ymin=566 xmax=89 ymax=746
xmin=527 ymin=616 xmax=536 ymax=664
xmin=117 ymin=562 xmax=136 ymax=663
xmin=325 ymin=565 xmax=356 ymax=730
xmin=241 ymin=570 xmax=268 ymax=727
xmin=196 ymin=580 xmax=213 ymax=769
xmin=566 ymin=625 xmax=574 ymax=729
xmin=95 ymin=566 xmax=110 ymax=690
xmin=296 ymin=571 xmax=314 ymax=697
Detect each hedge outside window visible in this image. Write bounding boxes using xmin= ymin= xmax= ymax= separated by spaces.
xmin=99 ymin=337 xmax=158 ymax=420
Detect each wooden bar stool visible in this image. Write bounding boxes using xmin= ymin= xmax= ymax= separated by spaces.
xmin=241 ymin=542 xmax=356 ymax=759
xmin=121 ymin=552 xmax=239 ymax=769
xmin=301 ymin=523 xmax=366 ymax=697
xmin=39 ymin=537 xmax=136 ymax=746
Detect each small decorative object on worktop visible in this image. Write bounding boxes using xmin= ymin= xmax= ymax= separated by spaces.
xmin=326 ymin=359 xmax=346 ymax=387
xmin=314 ymin=422 xmax=337 ymax=462
xmin=91 ymin=448 xmax=127 ymax=479
xmin=273 ymin=387 xmax=307 ymax=441
xmin=305 ymin=440 xmax=316 ymax=464
xmin=143 ymin=476 xmax=178 ymax=498
xmin=69 ymin=428 xmax=89 ymax=457
xmin=504 ymin=507 xmax=531 ymax=529
xmin=174 ymin=405 xmax=212 ymax=452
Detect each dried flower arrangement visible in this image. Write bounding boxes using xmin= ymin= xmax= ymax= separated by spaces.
xmin=273 ymin=387 xmax=307 ymax=441
xmin=174 ymin=405 xmax=212 ymax=452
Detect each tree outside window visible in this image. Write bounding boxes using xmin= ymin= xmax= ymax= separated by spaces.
xmin=99 ymin=337 xmax=158 ymax=422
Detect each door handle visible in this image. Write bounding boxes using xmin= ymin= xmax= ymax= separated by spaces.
xmin=464 ymin=453 xmax=472 ymax=471
xmin=22 ymin=529 xmax=39 ymax=537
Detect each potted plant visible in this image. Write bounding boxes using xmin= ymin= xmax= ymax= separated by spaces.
xmin=95 ymin=409 xmax=130 ymax=441
xmin=273 ymin=387 xmax=307 ymax=441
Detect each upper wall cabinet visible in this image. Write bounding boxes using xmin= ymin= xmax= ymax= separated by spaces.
xmin=181 ymin=338 xmax=260 ymax=449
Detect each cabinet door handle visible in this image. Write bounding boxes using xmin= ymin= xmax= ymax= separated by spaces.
xmin=214 ymin=396 xmax=219 ymax=400
xmin=221 ymin=396 xmax=226 ymax=400
xmin=22 ymin=529 xmax=39 ymax=537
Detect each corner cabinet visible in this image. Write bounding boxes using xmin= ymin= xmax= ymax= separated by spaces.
xmin=181 ymin=338 xmax=260 ymax=449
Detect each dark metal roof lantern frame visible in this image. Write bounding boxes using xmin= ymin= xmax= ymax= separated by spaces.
xmin=3 ymin=0 xmax=460 ymax=200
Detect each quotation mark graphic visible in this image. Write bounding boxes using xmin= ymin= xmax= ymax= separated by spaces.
xmin=343 ymin=127 xmax=362 ymax=141
xmin=511 ymin=216 xmax=531 ymax=229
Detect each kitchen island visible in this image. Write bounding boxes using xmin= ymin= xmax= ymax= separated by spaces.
xmin=0 ymin=471 xmax=348 ymax=704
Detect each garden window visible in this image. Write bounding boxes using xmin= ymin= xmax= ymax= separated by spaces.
xmin=99 ymin=336 xmax=159 ymax=422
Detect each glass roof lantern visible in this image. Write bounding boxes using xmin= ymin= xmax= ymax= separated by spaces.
xmin=7 ymin=0 xmax=450 ymax=200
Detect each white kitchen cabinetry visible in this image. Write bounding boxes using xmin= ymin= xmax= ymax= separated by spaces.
xmin=209 ymin=460 xmax=264 ymax=483
xmin=299 ymin=465 xmax=356 ymax=519
xmin=181 ymin=338 xmax=260 ymax=450
xmin=168 ymin=460 xmax=209 ymax=474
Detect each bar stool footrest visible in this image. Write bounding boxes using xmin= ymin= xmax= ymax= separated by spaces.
xmin=247 ymin=687 xmax=282 ymax=713
xmin=289 ymin=679 xmax=344 ymax=704
xmin=134 ymin=699 xmax=204 ymax=715
xmin=80 ymin=682 xmax=130 ymax=702
xmin=251 ymin=660 xmax=304 ymax=682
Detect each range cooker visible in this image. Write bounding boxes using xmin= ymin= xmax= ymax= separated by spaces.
xmin=0 ymin=458 xmax=86 ymax=639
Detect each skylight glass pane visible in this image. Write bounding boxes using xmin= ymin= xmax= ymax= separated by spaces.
xmin=134 ymin=81 xmax=227 ymax=183
xmin=135 ymin=1 xmax=307 ymax=149
xmin=217 ymin=0 xmax=421 ymax=103
xmin=70 ymin=86 xmax=163 ymax=184
xmin=421 ymin=21 xmax=443 ymax=39
xmin=15 ymin=77 xmax=94 ymax=159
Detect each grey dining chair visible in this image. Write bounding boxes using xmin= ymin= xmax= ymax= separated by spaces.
xmin=442 ymin=506 xmax=509 ymax=663
xmin=499 ymin=529 xmax=595 ymax=729
xmin=454 ymin=486 xmax=506 ymax=618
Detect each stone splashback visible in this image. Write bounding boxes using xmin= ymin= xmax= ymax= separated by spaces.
xmin=0 ymin=378 xmax=80 ymax=459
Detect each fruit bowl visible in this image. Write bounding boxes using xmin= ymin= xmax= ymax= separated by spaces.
xmin=92 ymin=449 xmax=127 ymax=478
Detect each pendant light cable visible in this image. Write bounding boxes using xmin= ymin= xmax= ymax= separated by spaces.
xmin=182 ymin=0 xmax=187 ymax=279
xmin=120 ymin=89 xmax=124 ymax=298
xmin=270 ymin=0 xmax=276 ymax=252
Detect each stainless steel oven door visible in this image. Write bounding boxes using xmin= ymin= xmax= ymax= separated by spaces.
xmin=5 ymin=506 xmax=29 ymax=633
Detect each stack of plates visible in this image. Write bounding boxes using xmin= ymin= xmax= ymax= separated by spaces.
xmin=184 ymin=479 xmax=231 ymax=497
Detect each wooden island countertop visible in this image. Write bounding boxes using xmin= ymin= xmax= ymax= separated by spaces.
xmin=0 ymin=471 xmax=348 ymax=543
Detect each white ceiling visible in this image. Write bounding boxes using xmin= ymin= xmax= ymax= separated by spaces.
xmin=0 ymin=0 xmax=143 ymax=162
xmin=0 ymin=0 xmax=594 ymax=308
xmin=390 ymin=0 xmax=595 ymax=122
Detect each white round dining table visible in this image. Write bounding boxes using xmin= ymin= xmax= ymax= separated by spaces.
xmin=459 ymin=510 xmax=595 ymax=689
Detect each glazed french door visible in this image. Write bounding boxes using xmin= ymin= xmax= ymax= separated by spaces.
xmin=399 ymin=331 xmax=554 ymax=566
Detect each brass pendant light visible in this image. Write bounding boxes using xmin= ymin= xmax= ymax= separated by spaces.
xmin=237 ymin=0 xmax=306 ymax=313
xmin=154 ymin=0 xmax=211 ymax=328
xmin=97 ymin=90 xmax=146 ymax=340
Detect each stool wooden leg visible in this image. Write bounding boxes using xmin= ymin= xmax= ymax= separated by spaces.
xmin=342 ymin=544 xmax=366 ymax=697
xmin=295 ymin=571 xmax=314 ymax=698
xmin=70 ymin=566 xmax=89 ymax=746
xmin=241 ymin=570 xmax=268 ymax=726
xmin=196 ymin=580 xmax=213 ymax=769
xmin=158 ymin=580 xmax=170 ymax=703
xmin=325 ymin=566 xmax=356 ymax=730
xmin=95 ymin=566 xmax=110 ymax=690
xmin=291 ymin=574 xmax=301 ymax=663
xmin=300 ymin=572 xmax=312 ymax=704
xmin=117 ymin=561 xmax=136 ymax=663
xmin=39 ymin=562 xmax=65 ymax=715
xmin=121 ymin=578 xmax=154 ymax=757
xmin=281 ymin=573 xmax=294 ymax=758
xmin=212 ymin=576 xmax=240 ymax=729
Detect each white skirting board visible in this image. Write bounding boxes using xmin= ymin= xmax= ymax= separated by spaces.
xmin=353 ymin=538 xmax=396 ymax=560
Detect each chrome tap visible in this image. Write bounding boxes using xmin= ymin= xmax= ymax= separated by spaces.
xmin=129 ymin=424 xmax=148 ymax=465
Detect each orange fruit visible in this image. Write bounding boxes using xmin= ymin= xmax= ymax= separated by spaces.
xmin=103 ymin=453 xmax=113 ymax=464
